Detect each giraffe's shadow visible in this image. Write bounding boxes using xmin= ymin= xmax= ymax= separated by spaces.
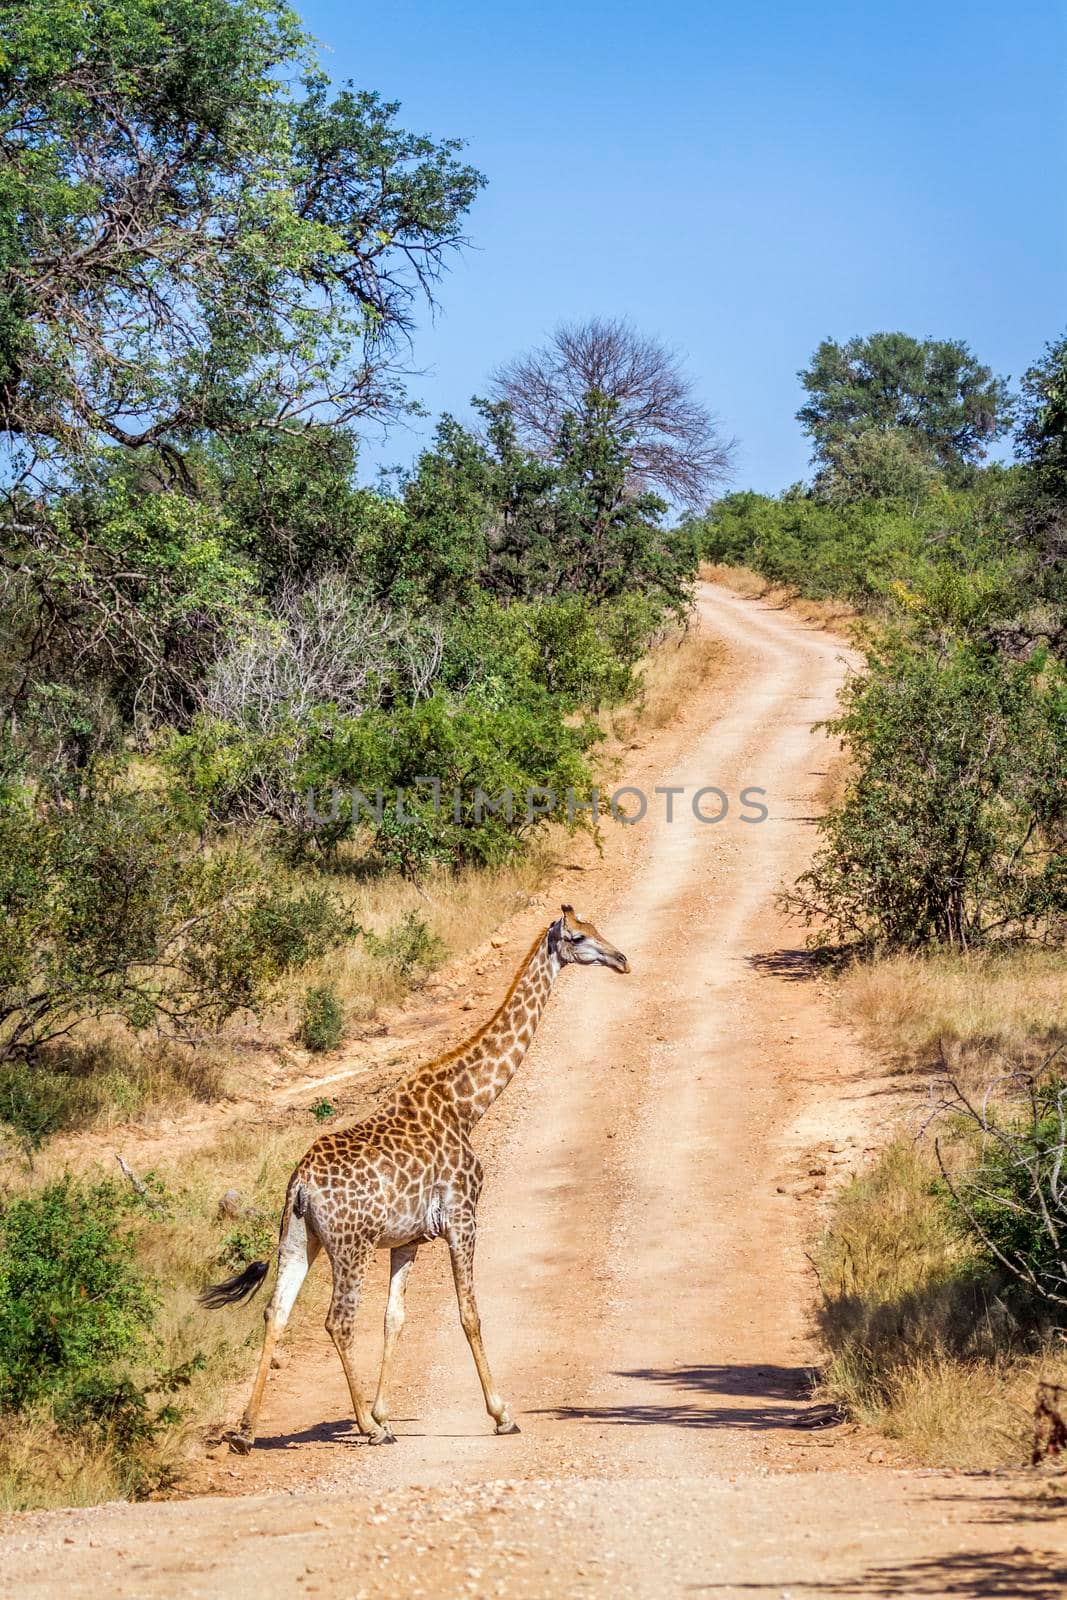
xmin=532 ymin=1363 xmax=839 ymax=1431
xmin=252 ymin=1417 xmax=378 ymax=1450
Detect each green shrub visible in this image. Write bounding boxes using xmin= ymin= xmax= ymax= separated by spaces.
xmin=787 ymin=638 xmax=1067 ymax=949
xmin=0 ymin=1060 xmax=78 ymax=1151
xmin=694 ymin=480 xmax=1018 ymax=611
xmin=299 ymin=986 xmax=345 ymax=1053
xmin=171 ymin=688 xmax=601 ymax=867
xmin=217 ymin=1218 xmax=276 ymax=1271
xmin=0 ymin=1178 xmax=154 ymax=1414
xmin=309 ymin=1096 xmax=337 ymax=1122
xmin=947 ymin=1080 xmax=1067 ymax=1313
xmin=365 ymin=911 xmax=447 ymax=981
xmin=0 ymin=787 xmax=359 ymax=1066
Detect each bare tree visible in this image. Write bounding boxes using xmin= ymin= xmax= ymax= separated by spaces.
xmin=202 ymin=574 xmax=443 ymax=733
xmin=491 ymin=317 xmax=735 ymax=507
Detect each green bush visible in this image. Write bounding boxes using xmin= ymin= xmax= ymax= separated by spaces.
xmin=694 ymin=480 xmax=1018 ymax=611
xmin=299 ymin=985 xmax=345 ymax=1053
xmin=948 ymin=1081 xmax=1067 ymax=1312
xmin=172 ymin=687 xmax=601 ymax=867
xmin=787 ymin=638 xmax=1067 ymax=949
xmin=217 ymin=1218 xmax=276 ymax=1271
xmin=0 ymin=786 xmax=359 ymax=1065
xmin=0 ymin=1178 xmax=154 ymax=1414
xmin=365 ymin=911 xmax=447 ymax=981
xmin=0 ymin=1059 xmax=78 ymax=1151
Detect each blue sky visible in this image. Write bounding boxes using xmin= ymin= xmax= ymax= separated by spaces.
xmin=300 ymin=0 xmax=1066 ymax=495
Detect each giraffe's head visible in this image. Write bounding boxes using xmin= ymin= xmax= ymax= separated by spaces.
xmin=553 ymin=905 xmax=630 ymax=974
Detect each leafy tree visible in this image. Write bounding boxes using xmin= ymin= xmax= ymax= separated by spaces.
xmin=798 ymin=332 xmax=1012 ymax=487
xmin=816 ymin=426 xmax=940 ymax=506
xmin=1 ymin=481 xmax=256 ymax=750
xmin=0 ymin=0 xmax=484 ymax=475
xmin=787 ymin=639 xmax=1067 ymax=950
xmin=1011 ymin=333 xmax=1067 ymax=623
xmin=491 ymin=316 xmax=735 ymax=507
xmin=1016 ymin=331 xmax=1067 ymax=495
xmin=389 ymin=398 xmax=697 ymax=612
xmin=209 ymin=426 xmax=397 ymax=592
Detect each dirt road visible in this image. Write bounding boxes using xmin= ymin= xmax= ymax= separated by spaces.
xmin=4 ymin=584 xmax=1065 ymax=1597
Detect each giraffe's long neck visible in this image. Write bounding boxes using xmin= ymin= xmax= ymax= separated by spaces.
xmin=445 ymin=926 xmax=562 ymax=1130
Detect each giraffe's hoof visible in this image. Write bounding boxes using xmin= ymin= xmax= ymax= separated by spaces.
xmin=367 ymin=1426 xmax=396 ymax=1446
xmin=225 ymin=1430 xmax=254 ymax=1455
xmin=494 ymin=1419 xmax=521 ymax=1436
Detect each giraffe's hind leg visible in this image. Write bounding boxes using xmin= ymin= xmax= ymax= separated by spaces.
xmin=446 ymin=1218 xmax=519 ymax=1435
xmin=228 ymin=1215 xmax=320 ymax=1453
xmin=325 ymin=1241 xmax=394 ymax=1444
xmin=372 ymin=1242 xmax=418 ymax=1429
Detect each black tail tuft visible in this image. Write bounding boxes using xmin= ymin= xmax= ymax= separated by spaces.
xmin=199 ymin=1259 xmax=269 ymax=1310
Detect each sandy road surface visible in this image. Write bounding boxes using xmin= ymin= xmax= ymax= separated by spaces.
xmin=4 ymin=585 xmax=1065 ymax=1598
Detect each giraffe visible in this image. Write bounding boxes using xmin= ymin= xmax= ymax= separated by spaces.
xmin=200 ymin=904 xmax=629 ymax=1452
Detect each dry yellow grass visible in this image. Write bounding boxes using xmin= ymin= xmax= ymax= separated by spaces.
xmin=608 ymin=620 xmax=723 ymax=743
xmin=285 ymin=844 xmax=557 ymax=1030
xmin=835 ymin=946 xmax=1067 ymax=1076
xmin=859 ymin=1352 xmax=1067 ymax=1470
xmin=815 ymin=1134 xmax=1067 ymax=1469
xmin=4 ymin=1029 xmax=230 ymax=1134
xmin=0 ymin=1418 xmax=131 ymax=1512
xmin=700 ymin=561 xmax=769 ymax=599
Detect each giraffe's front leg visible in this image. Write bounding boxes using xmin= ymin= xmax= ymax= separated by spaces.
xmin=445 ymin=1218 xmax=520 ymax=1436
xmin=372 ymin=1242 xmax=418 ymax=1430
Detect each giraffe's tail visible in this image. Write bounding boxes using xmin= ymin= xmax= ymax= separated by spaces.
xmin=198 ymin=1174 xmax=308 ymax=1310
xmin=198 ymin=1258 xmax=269 ymax=1310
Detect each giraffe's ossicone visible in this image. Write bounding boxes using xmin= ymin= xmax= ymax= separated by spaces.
xmin=200 ymin=905 xmax=629 ymax=1452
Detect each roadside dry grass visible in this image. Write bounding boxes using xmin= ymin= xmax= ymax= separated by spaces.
xmin=0 ymin=1032 xmax=229 ymax=1152
xmin=288 ymin=845 xmax=558 ymax=1032
xmin=835 ymin=946 xmax=1067 ymax=1081
xmin=609 ymin=621 xmax=724 ymax=741
xmin=814 ymin=1137 xmax=1067 ymax=1468
xmin=818 ymin=944 xmax=1067 ymax=1469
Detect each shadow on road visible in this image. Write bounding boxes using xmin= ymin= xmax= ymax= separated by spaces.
xmin=533 ymin=1363 xmax=842 ymax=1431
xmin=252 ymin=1417 xmax=359 ymax=1450
xmin=691 ymin=1548 xmax=1067 ymax=1597
xmin=746 ymin=948 xmax=828 ymax=983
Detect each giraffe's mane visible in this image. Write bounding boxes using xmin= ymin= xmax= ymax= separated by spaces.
xmin=406 ymin=922 xmax=552 ymax=1084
